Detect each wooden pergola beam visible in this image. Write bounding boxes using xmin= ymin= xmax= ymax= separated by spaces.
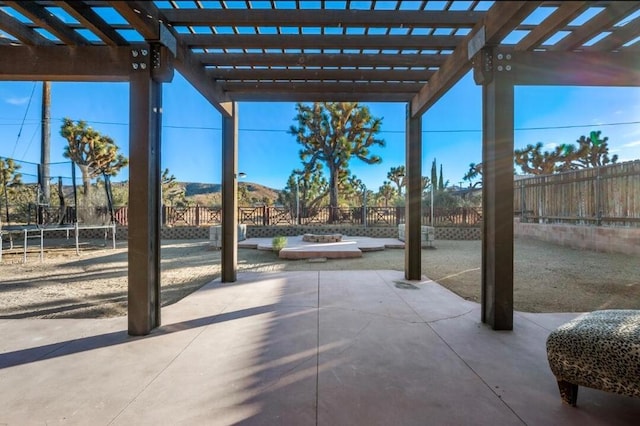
xmin=411 ymin=1 xmax=540 ymax=117
xmin=110 ymin=1 xmax=232 ymax=117
xmin=60 ymin=1 xmax=128 ymax=46
xmin=0 ymin=9 xmax=54 ymax=45
xmin=207 ymin=68 xmax=433 ymax=82
xmin=108 ymin=0 xmax=159 ymax=40
xmin=505 ymin=51 xmax=640 ymax=86
xmin=160 ymin=9 xmax=484 ymax=27
xmin=4 ymin=0 xmax=89 ymax=45
xmin=196 ymin=53 xmax=448 ymax=68
xmin=0 ymin=45 xmax=146 ymax=81
xmin=184 ymin=34 xmax=462 ymax=50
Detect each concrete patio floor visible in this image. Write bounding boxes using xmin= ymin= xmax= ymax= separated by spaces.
xmin=1 ymin=270 xmax=638 ymax=425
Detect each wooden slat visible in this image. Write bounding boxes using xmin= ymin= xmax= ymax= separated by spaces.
xmin=411 ymin=1 xmax=540 ymax=117
xmin=0 ymin=9 xmax=54 ymax=45
xmin=221 ymin=81 xmax=425 ymax=93
xmin=183 ymin=34 xmax=462 ymax=49
xmin=196 ymin=52 xmax=448 ymax=67
xmin=4 ymin=1 xmax=89 ymax=45
xmin=514 ymin=2 xmax=587 ymax=51
xmin=207 ymin=68 xmax=433 ymax=82
xmin=160 ymin=9 xmax=484 ymax=27
xmin=226 ymin=91 xmax=414 ymax=102
xmin=587 ymin=16 xmax=640 ymax=51
xmin=550 ymin=1 xmax=640 ymax=51
xmin=60 ymin=1 xmax=128 ymax=46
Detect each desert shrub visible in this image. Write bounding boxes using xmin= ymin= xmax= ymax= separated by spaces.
xmin=272 ymin=235 xmax=287 ymax=252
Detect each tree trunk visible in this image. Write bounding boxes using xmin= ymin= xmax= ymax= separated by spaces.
xmin=40 ymin=81 xmax=51 ymax=203
xmin=79 ymin=165 xmax=91 ymax=198
xmin=328 ymin=164 xmax=339 ymax=223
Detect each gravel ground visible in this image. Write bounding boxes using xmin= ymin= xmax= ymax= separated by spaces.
xmin=0 ymin=237 xmax=638 ymax=319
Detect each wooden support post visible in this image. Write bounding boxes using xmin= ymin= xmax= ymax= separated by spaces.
xmin=221 ymin=102 xmax=238 ymax=282
xmin=478 ymin=47 xmax=514 ymax=330
xmin=405 ymin=104 xmax=422 ymax=280
xmin=127 ymin=70 xmax=162 ymax=336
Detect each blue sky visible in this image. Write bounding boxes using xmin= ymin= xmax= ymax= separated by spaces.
xmin=1 ymin=72 xmax=639 ymax=192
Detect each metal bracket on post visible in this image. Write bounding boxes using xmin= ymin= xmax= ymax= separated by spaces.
xmin=494 ymin=50 xmax=514 ymax=76
xmin=130 ymin=46 xmax=150 ymax=73
xmin=151 ymin=43 xmax=174 ymax=82
xmin=473 ymin=48 xmax=514 ymax=86
xmin=473 ymin=47 xmax=493 ymax=85
xmin=129 ymin=44 xmax=174 ymax=82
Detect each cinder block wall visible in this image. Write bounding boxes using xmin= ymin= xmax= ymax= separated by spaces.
xmin=435 ymin=227 xmax=481 ymax=240
xmin=515 ymin=221 xmax=640 ymax=256
xmin=246 ymin=226 xmax=398 ymax=238
xmin=60 ymin=225 xmax=481 ymax=241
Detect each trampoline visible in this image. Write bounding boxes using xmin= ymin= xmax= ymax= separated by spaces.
xmin=0 ymin=222 xmax=116 ymax=263
xmin=1 ymin=159 xmax=119 ymax=263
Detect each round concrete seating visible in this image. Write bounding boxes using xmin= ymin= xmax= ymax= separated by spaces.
xmin=546 ymin=310 xmax=640 ymax=406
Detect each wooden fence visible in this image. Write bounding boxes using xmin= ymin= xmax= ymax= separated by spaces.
xmin=514 ymin=160 xmax=640 ymax=227
xmin=2 ymin=203 xmax=482 ymax=228
xmin=112 ymin=205 xmax=482 ymax=227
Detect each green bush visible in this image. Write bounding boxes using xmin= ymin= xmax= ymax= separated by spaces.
xmin=272 ymin=235 xmax=288 ymax=252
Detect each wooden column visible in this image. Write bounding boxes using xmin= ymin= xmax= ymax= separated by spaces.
xmin=221 ymin=102 xmax=238 ymax=282
xmin=477 ymin=48 xmax=515 ymax=330
xmin=405 ymin=104 xmax=422 ymax=280
xmin=128 ymin=69 xmax=162 ymax=335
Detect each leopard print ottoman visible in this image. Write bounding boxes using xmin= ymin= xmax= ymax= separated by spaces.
xmin=546 ymin=310 xmax=640 ymax=406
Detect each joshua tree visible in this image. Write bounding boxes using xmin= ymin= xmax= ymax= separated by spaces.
xmin=387 ymin=165 xmax=406 ymax=197
xmin=161 ymin=168 xmax=186 ymax=206
xmin=514 ymin=142 xmax=563 ymax=175
xmin=570 ymin=131 xmax=618 ymax=168
xmin=377 ymin=181 xmax=397 ymax=207
xmin=60 ymin=118 xmax=128 ymax=198
xmin=289 ymin=102 xmax=384 ymax=222
xmin=463 ymin=162 xmax=483 ymax=188
xmin=279 ymin=168 xmax=329 ymax=216
xmin=0 ymin=158 xmax=22 ymax=223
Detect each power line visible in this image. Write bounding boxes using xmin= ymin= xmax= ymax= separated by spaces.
xmin=0 ymin=115 xmax=639 ymax=135
xmin=20 ymin=123 xmax=40 ymax=161
xmin=0 ymin=155 xmax=71 ymax=166
xmin=10 ymin=82 xmax=37 ymax=158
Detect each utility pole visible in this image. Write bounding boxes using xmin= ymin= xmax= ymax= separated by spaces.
xmin=40 ymin=81 xmax=51 ymax=203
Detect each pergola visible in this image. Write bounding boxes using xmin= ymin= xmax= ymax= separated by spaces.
xmin=1 ymin=1 xmax=638 ymax=336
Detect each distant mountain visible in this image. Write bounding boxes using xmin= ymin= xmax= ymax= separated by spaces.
xmin=182 ymin=181 xmax=281 ymax=205
xmin=52 ymin=180 xmax=281 ymax=206
xmin=184 ymin=182 xmax=221 ymax=196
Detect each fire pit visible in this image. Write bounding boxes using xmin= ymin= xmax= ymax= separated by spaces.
xmin=302 ymin=233 xmax=343 ymax=243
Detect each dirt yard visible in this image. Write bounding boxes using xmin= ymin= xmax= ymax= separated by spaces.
xmin=0 ymin=237 xmax=638 ymax=319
